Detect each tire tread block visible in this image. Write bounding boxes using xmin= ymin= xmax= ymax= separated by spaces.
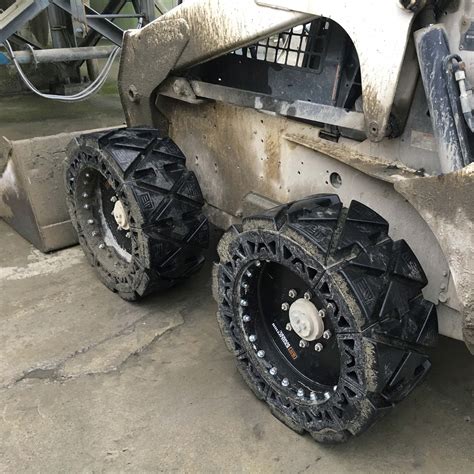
xmin=336 ymin=201 xmax=389 ymax=251
xmin=287 ymin=194 xmax=342 ymax=255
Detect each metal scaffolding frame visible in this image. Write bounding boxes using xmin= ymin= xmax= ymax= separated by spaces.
xmin=0 ymin=1 xmax=179 ymax=87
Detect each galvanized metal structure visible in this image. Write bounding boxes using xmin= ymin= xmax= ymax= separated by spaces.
xmin=0 ymin=0 xmax=160 ymax=45
xmin=0 ymin=1 xmax=180 ymax=88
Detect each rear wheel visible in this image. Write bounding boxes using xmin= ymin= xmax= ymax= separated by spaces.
xmin=65 ymin=127 xmax=208 ymax=301
xmin=214 ymin=194 xmax=437 ymax=443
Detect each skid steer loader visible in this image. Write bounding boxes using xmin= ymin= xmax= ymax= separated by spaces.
xmin=64 ymin=0 xmax=473 ymax=443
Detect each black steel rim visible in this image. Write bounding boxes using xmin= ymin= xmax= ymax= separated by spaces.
xmin=75 ymin=164 xmax=132 ymax=264
xmin=237 ymin=258 xmax=341 ymax=402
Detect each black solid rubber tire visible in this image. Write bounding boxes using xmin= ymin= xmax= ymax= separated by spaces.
xmin=65 ymin=127 xmax=208 ymax=301
xmin=214 ymin=194 xmax=438 ymax=443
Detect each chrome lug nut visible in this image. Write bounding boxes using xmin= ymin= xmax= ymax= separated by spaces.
xmin=255 ymin=261 xmax=261 ymax=267
xmin=91 ymin=231 xmax=98 ymax=237
xmin=87 ymin=219 xmax=94 ymax=225
xmin=110 ymin=196 xmax=118 ymax=203
xmin=323 ymin=330 xmax=332 ymax=340
xmin=297 ymin=388 xmax=304 ymax=397
xmin=310 ymin=392 xmax=317 ymax=402
xmin=242 ymin=282 xmax=249 ymax=290
xmin=85 ymin=173 xmax=90 ymax=179
xmin=304 ymin=291 xmax=311 ymax=300
xmin=98 ymin=243 xmax=105 ymax=249
xmin=249 ymin=334 xmax=257 ymax=343
xmin=243 ymin=315 xmax=251 ymax=323
xmin=314 ymin=343 xmax=324 ymax=352
xmin=246 ymin=270 xmax=253 ymax=278
xmin=240 ymin=299 xmax=248 ymax=307
xmin=281 ymin=302 xmax=290 ymax=311
xmin=83 ymin=204 xmax=90 ymax=210
xmin=257 ymin=350 xmax=265 ymax=358
xmin=299 ymin=340 xmax=308 ymax=348
xmin=269 ymin=367 xmax=277 ymax=376
xmin=318 ymin=309 xmax=326 ymax=319
xmin=126 ymin=232 xmax=131 ymax=238
xmin=288 ymin=289 xmax=297 ymax=299
xmin=285 ymin=323 xmax=292 ymax=331
xmin=281 ymin=378 xmax=289 ymax=387
xmin=82 ymin=192 xmax=88 ymax=198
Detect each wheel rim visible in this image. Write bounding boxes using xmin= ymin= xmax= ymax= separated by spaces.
xmin=238 ymin=259 xmax=341 ymax=401
xmin=75 ymin=165 xmax=132 ymax=264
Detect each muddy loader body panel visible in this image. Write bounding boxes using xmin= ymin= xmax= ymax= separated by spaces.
xmin=115 ymin=0 xmax=473 ymax=352
xmin=65 ymin=0 xmax=473 ymax=442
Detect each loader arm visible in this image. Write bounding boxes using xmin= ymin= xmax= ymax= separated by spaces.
xmin=118 ymin=0 xmax=415 ymax=142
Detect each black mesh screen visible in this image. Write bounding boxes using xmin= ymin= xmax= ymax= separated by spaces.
xmin=232 ymin=21 xmax=331 ymax=73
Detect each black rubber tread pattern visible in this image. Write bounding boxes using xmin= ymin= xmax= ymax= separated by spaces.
xmin=214 ymin=194 xmax=437 ymax=443
xmin=65 ymin=127 xmax=208 ymax=300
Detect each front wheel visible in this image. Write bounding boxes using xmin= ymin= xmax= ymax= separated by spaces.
xmin=65 ymin=128 xmax=209 ymax=301
xmin=214 ymin=194 xmax=437 ymax=443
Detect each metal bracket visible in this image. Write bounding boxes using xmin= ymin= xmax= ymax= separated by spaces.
xmin=52 ymin=0 xmax=125 ymax=46
xmin=159 ymin=77 xmax=205 ymax=104
xmin=69 ymin=0 xmax=88 ymax=39
xmin=159 ymin=77 xmax=366 ymax=132
xmin=119 ymin=18 xmax=191 ymax=126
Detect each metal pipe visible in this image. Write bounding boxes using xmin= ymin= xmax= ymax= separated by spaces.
xmin=85 ymin=13 xmax=143 ymax=18
xmin=0 ymin=46 xmax=116 ymax=65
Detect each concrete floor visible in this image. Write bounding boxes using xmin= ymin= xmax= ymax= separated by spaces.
xmin=0 ymin=219 xmax=473 ymax=472
xmin=0 ymin=92 xmax=125 ymax=140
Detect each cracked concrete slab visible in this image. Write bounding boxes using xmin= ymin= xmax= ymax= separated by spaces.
xmin=0 ymin=220 xmax=184 ymax=388
xmin=58 ymin=312 xmax=183 ymax=379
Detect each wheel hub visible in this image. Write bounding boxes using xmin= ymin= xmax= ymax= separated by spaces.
xmin=242 ymin=260 xmax=341 ymax=391
xmin=112 ymin=199 xmax=130 ymax=230
xmin=289 ymin=298 xmax=324 ymax=341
